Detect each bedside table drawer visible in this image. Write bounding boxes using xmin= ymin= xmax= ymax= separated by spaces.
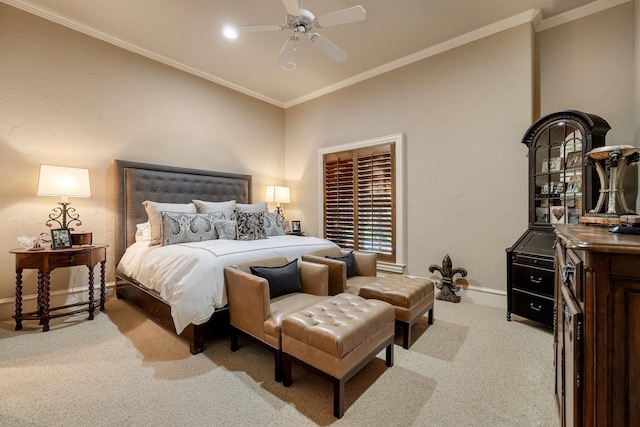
xmin=512 ymin=264 xmax=554 ymax=296
xmin=48 ymin=251 xmax=92 ymax=268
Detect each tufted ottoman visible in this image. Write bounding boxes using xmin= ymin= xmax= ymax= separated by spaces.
xmin=281 ymin=293 xmax=395 ymax=418
xmin=357 ymin=275 xmax=435 ymax=349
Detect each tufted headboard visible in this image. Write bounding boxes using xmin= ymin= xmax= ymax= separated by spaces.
xmin=114 ymin=159 xmax=252 ymax=264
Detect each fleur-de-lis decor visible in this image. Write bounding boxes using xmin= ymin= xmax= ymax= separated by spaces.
xmin=429 ymin=254 xmax=467 ymax=303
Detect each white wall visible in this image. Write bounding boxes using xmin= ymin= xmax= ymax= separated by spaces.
xmin=285 ymin=24 xmax=534 ymax=301
xmin=0 ymin=5 xmax=284 ymax=306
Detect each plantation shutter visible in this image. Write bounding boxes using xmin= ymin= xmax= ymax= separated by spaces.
xmin=323 ymin=142 xmax=395 ymax=262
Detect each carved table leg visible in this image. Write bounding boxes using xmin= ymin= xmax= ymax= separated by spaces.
xmin=14 ymin=269 xmax=23 ymax=331
xmin=41 ymin=272 xmax=51 ymax=332
xmin=99 ymin=260 xmax=106 ymax=312
xmin=37 ymin=271 xmax=44 ymax=324
xmin=88 ymin=265 xmax=95 ymax=320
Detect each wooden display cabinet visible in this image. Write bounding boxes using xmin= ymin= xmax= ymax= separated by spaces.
xmin=506 ymin=110 xmax=610 ymax=327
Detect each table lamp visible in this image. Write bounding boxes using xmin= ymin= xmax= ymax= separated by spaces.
xmin=37 ymin=165 xmax=91 ymax=229
xmin=265 ymin=185 xmax=290 ymax=222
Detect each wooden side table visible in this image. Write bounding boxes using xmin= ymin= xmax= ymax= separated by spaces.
xmin=9 ymin=244 xmax=108 ymax=331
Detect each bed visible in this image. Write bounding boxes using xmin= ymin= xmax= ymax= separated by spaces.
xmin=114 ymin=160 xmax=339 ymax=354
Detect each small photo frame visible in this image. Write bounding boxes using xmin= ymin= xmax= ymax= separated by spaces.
xmin=51 ymin=228 xmax=72 ymax=249
xmin=291 ymin=220 xmax=301 ymax=233
xmin=549 ymin=157 xmax=562 ymax=172
xmin=565 ymin=151 xmax=582 ymax=168
xmin=282 ymin=220 xmax=291 ymax=233
xmin=541 ymin=159 xmax=549 ymax=173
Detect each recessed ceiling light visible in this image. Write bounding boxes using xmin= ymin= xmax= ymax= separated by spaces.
xmin=223 ymin=26 xmax=238 ymax=39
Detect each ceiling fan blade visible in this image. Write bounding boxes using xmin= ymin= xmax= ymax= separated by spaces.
xmin=309 ymin=33 xmax=347 ymax=62
xmin=315 ymin=5 xmax=366 ymax=28
xmin=236 ymin=24 xmax=284 ymax=33
xmin=275 ymin=37 xmax=297 ymax=68
xmin=281 ymin=0 xmax=301 ymax=16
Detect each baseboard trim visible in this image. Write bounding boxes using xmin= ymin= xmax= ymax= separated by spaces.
xmin=0 ymin=282 xmax=116 ymax=322
xmin=457 ymin=285 xmax=507 ymax=309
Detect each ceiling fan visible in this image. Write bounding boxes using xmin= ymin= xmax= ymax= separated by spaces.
xmin=224 ymin=0 xmax=366 ymax=69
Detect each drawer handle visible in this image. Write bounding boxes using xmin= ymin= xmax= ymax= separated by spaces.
xmin=529 ymin=276 xmax=542 ymax=285
xmin=562 ymin=264 xmax=575 ymax=286
xmin=529 ymin=303 xmax=542 ymax=312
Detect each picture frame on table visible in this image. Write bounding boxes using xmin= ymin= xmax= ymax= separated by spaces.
xmin=282 ymin=220 xmax=291 ymax=233
xmin=51 ymin=228 xmax=72 ymax=249
xmin=291 ymin=220 xmax=301 ymax=233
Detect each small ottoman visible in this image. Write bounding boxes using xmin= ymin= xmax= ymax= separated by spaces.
xmin=281 ymin=293 xmax=395 ymax=418
xmin=358 ymin=275 xmax=435 ymax=349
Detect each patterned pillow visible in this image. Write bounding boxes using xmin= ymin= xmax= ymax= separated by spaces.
xmin=250 ymin=259 xmax=301 ymax=299
xmin=160 ymin=211 xmax=224 ymax=246
xmin=214 ymin=220 xmax=237 ymax=240
xmin=264 ymin=212 xmax=285 ymax=236
xmin=142 ymin=201 xmax=197 ymax=246
xmin=235 ymin=210 xmax=267 ymax=240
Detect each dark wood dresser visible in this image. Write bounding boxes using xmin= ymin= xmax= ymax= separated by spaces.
xmin=554 ymin=224 xmax=640 ymax=426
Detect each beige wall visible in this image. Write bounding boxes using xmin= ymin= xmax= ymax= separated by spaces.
xmin=0 ymin=5 xmax=284 ymax=302
xmin=538 ymin=2 xmax=639 ymax=210
xmin=285 ymin=24 xmax=534 ymax=297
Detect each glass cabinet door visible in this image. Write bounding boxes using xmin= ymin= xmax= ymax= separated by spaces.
xmin=533 ymin=122 xmax=583 ymax=226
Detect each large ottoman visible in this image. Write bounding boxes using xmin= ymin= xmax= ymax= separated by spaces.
xmin=358 ymin=275 xmax=435 ymax=349
xmin=281 ymin=293 xmax=395 ymax=418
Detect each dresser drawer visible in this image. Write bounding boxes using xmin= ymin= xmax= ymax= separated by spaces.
xmin=512 ymin=253 xmax=554 ymax=270
xmin=48 ymin=251 xmax=92 ymax=268
xmin=510 ymin=289 xmax=554 ymax=327
xmin=512 ymin=264 xmax=555 ymax=296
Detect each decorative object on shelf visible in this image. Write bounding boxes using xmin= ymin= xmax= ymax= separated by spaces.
xmin=291 ymin=220 xmax=301 ymax=232
xmin=581 ymin=145 xmax=639 ymax=224
xmin=429 ymin=254 xmax=467 ymax=303
xmin=16 ymin=236 xmax=43 ymax=251
xmin=37 ymin=165 xmax=91 ymax=230
xmin=71 ymin=232 xmax=93 ymax=246
xmin=51 ymin=228 xmax=72 ymax=249
xmin=265 ymin=185 xmax=290 ymax=222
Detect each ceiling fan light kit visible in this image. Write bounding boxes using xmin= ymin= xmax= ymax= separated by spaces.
xmin=224 ymin=0 xmax=366 ymax=69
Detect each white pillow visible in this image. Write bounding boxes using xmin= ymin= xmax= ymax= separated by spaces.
xmin=235 ymin=202 xmax=268 ymax=213
xmin=193 ymin=199 xmax=236 ymax=218
xmin=142 ymin=201 xmax=197 ymax=246
xmin=134 ymin=222 xmax=152 ymax=242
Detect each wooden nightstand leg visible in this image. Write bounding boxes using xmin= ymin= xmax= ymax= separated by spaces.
xmin=37 ymin=271 xmax=44 ymax=323
xmin=87 ymin=265 xmax=95 ymax=320
xmin=14 ymin=269 xmax=23 ymax=331
xmin=41 ymin=272 xmax=50 ymax=332
xmin=99 ymin=260 xmax=106 ymax=311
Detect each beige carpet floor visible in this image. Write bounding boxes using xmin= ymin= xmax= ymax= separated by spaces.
xmin=0 ymin=297 xmax=559 ymax=426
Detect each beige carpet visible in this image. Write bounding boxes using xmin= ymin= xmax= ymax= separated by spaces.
xmin=0 ymin=297 xmax=559 ymax=426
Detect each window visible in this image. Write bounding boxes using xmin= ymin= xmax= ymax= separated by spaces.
xmin=319 ymin=134 xmax=403 ymax=267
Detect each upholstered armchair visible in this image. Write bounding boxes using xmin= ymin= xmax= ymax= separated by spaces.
xmin=301 ymin=248 xmax=377 ymax=295
xmin=223 ymin=257 xmax=329 ymax=382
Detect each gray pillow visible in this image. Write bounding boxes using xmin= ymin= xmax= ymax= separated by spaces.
xmin=250 ymin=259 xmax=301 ymax=299
xmin=327 ymin=251 xmax=356 ymax=278
xmin=264 ymin=212 xmax=285 ymax=236
xmin=214 ymin=220 xmax=237 ymax=240
xmin=193 ymin=199 xmax=236 ymax=218
xmin=160 ymin=211 xmax=224 ymax=246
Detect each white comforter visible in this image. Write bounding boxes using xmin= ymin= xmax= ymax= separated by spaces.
xmin=117 ymin=235 xmax=339 ymax=334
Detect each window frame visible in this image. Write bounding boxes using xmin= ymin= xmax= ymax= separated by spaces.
xmin=317 ymin=133 xmax=405 ymax=273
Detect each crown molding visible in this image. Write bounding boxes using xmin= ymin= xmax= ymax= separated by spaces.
xmin=0 ymin=0 xmax=285 ymax=107
xmin=535 ymin=0 xmax=631 ymax=32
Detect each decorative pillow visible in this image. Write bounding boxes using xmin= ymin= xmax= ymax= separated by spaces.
xmin=193 ymin=199 xmax=236 ymax=218
xmin=135 ymin=222 xmax=152 ymax=242
xmin=142 ymin=201 xmax=196 ymax=246
xmin=263 ymin=212 xmax=285 ymax=236
xmin=326 ymin=251 xmax=356 ymax=278
xmin=160 ymin=211 xmax=225 ymax=246
xmin=250 ymin=259 xmax=301 ymax=299
xmin=214 ymin=220 xmax=237 ymax=240
xmin=235 ymin=210 xmax=267 ymax=240
xmin=235 ymin=202 xmax=268 ymax=213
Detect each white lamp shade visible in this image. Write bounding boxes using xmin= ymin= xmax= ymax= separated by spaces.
xmin=265 ymin=185 xmax=290 ymax=204
xmin=37 ymin=165 xmax=91 ymax=198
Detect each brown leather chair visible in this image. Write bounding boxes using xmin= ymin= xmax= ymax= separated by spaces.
xmin=223 ymin=257 xmax=329 ymax=381
xmin=301 ymin=248 xmax=377 ymax=295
